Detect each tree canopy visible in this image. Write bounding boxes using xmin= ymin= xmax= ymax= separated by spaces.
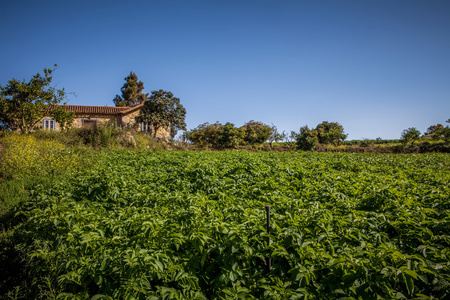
xmin=215 ymin=122 xmax=245 ymax=148
xmin=243 ymin=120 xmax=272 ymax=144
xmin=315 ymin=121 xmax=347 ymax=146
xmin=425 ymin=124 xmax=444 ymax=135
xmin=296 ymin=125 xmax=319 ymax=151
xmin=136 ymin=89 xmax=186 ymax=139
xmin=433 ymin=119 xmax=450 ymax=143
xmin=0 ymin=65 xmax=74 ymax=133
xmin=186 ymin=122 xmax=222 ymax=147
xmin=294 ymin=121 xmax=347 ymax=150
xmin=113 ymin=72 xmax=148 ymax=107
xmin=401 ymin=127 xmax=421 ymax=144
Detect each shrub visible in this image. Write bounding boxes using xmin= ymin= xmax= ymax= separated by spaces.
xmin=359 ymin=139 xmax=374 ymax=147
xmin=242 ymin=120 xmax=271 ymax=144
xmin=433 ymin=119 xmax=450 ymax=143
xmin=401 ymin=127 xmax=421 ymax=144
xmin=315 ymin=121 xmax=347 ymax=146
xmin=187 ymin=122 xmax=245 ymax=149
xmin=214 ymin=122 xmax=245 ymax=149
xmin=296 ymin=126 xmax=319 ymax=151
xmin=64 ymin=122 xmax=147 ymax=149
xmin=186 ymin=122 xmax=222 ymax=148
xmin=72 ymin=123 xmax=124 ymax=148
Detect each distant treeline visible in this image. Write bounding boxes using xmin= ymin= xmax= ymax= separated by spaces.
xmin=184 ymin=119 xmax=450 ymax=152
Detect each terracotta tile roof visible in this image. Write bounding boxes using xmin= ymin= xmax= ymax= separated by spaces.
xmin=62 ymin=103 xmax=144 ymax=115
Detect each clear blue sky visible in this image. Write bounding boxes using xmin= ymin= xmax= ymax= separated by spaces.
xmin=1 ymin=0 xmax=449 ymax=140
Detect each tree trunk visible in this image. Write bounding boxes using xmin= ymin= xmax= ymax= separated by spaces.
xmin=153 ymin=126 xmax=159 ymax=139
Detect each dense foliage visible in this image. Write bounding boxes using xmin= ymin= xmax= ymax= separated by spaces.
xmin=433 ymin=119 xmax=450 ymax=143
xmin=401 ymin=128 xmax=421 ymax=144
xmin=1 ymin=148 xmax=449 ymax=299
xmin=296 ymin=126 xmax=319 ymax=151
xmin=215 ymin=122 xmax=245 ymax=148
xmin=186 ymin=121 xmax=246 ymax=149
xmin=185 ymin=122 xmax=222 ymax=148
xmin=315 ymin=121 xmax=347 ymax=146
xmin=243 ymin=121 xmax=272 ymax=145
xmin=295 ymin=121 xmax=347 ymax=150
xmin=425 ymin=124 xmax=444 ymax=136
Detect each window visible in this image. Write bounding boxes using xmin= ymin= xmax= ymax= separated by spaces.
xmin=141 ymin=122 xmax=152 ymax=134
xmin=82 ymin=119 xmax=97 ymax=127
xmin=43 ymin=119 xmax=56 ymax=130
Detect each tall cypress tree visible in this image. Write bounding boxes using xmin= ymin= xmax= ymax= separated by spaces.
xmin=113 ymin=72 xmax=148 ymax=107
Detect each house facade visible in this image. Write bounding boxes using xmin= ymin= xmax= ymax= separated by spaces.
xmin=42 ymin=103 xmax=170 ymax=140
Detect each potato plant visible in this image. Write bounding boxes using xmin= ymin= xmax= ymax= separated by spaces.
xmin=7 ymin=151 xmax=450 ymax=299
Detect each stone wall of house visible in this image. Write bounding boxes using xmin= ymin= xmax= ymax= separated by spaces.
xmin=41 ymin=107 xmax=172 ymax=140
xmin=154 ymin=126 xmax=171 ymax=140
xmin=136 ymin=122 xmax=171 ymax=140
xmin=71 ymin=114 xmax=120 ymax=128
xmin=121 ymin=109 xmax=141 ymax=127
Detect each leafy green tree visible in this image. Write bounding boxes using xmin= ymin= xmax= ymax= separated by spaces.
xmin=401 ymin=127 xmax=421 ymax=144
xmin=425 ymin=124 xmax=444 ymax=136
xmin=113 ymin=72 xmax=148 ymax=107
xmin=296 ymin=126 xmax=319 ymax=151
xmin=215 ymin=122 xmax=245 ymax=148
xmin=242 ymin=120 xmax=272 ymax=144
xmin=186 ymin=122 xmax=245 ymax=148
xmin=434 ymin=119 xmax=450 ymax=143
xmin=136 ymin=89 xmax=186 ymax=139
xmin=315 ymin=121 xmax=347 ymax=146
xmin=186 ymin=122 xmax=222 ymax=147
xmin=51 ymin=106 xmax=75 ymax=131
xmin=0 ymin=65 xmax=73 ymax=133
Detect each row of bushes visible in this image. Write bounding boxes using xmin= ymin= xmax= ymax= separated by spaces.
xmin=185 ymin=121 xmax=282 ymax=149
xmin=185 ymin=120 xmax=350 ymax=150
xmin=3 ymin=121 xmax=449 ymax=154
xmin=184 ymin=119 xmax=450 ymax=153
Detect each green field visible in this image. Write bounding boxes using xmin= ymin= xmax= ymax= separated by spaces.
xmin=1 ymin=149 xmax=450 ymax=299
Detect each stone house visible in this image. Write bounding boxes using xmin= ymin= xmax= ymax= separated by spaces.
xmin=42 ymin=103 xmax=170 ymax=139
